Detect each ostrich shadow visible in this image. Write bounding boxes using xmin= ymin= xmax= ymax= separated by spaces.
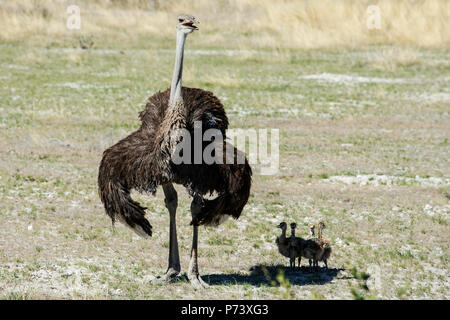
xmin=203 ymin=264 xmax=348 ymax=287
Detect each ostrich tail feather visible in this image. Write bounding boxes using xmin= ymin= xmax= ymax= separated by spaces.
xmin=99 ymin=180 xmax=152 ymax=238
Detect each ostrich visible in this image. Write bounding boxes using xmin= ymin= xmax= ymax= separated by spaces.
xmin=98 ymin=14 xmax=252 ymax=289
xmin=303 ymin=222 xmax=331 ymax=270
xmin=288 ymin=222 xmax=304 ymax=269
xmin=275 ymin=222 xmax=290 ymax=261
xmin=317 ymin=221 xmax=332 ymax=268
xmin=300 ymin=223 xmax=322 ymax=270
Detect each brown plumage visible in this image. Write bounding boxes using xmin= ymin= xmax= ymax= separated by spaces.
xmin=98 ymin=15 xmax=252 ymax=289
xmin=316 ymin=221 xmax=332 ymax=268
xmin=98 ymin=87 xmax=252 ymax=235
xmin=300 ymin=223 xmax=322 ymax=269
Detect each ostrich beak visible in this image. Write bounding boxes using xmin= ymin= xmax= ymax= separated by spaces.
xmin=182 ymin=19 xmax=199 ymax=30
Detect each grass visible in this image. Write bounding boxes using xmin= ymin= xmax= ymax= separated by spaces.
xmin=0 ymin=0 xmax=449 ymax=49
xmin=0 ymin=2 xmax=449 ymax=300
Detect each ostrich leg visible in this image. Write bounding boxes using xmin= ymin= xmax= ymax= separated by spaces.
xmin=188 ymin=195 xmax=209 ymax=289
xmin=163 ymin=183 xmax=181 ymax=278
xmin=151 ymin=183 xmax=180 ymax=282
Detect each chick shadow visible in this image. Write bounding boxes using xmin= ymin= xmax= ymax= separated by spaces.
xmin=203 ymin=264 xmax=347 ymax=287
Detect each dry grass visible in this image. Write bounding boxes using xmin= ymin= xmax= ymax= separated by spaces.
xmin=367 ymin=47 xmax=419 ymax=71
xmin=0 ymin=0 xmax=449 ymax=49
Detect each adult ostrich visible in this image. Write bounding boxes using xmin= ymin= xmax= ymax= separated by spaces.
xmin=98 ymin=15 xmax=252 ymax=289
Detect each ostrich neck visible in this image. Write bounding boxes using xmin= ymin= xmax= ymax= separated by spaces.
xmin=158 ymin=30 xmax=188 ymax=157
xmin=291 ymin=229 xmax=296 ymax=238
xmin=169 ymin=31 xmax=187 ymax=106
xmin=280 ymin=228 xmax=287 ymax=240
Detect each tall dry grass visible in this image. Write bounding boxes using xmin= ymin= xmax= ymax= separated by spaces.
xmin=0 ymin=0 xmax=449 ymax=49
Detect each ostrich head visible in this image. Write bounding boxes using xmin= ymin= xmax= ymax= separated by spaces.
xmin=277 ymin=222 xmax=287 ymax=230
xmin=290 ymin=222 xmax=297 ymax=237
xmin=309 ymin=223 xmax=315 ymax=236
xmin=318 ymin=221 xmax=326 ymax=230
xmin=317 ymin=221 xmax=326 ymax=239
xmin=177 ymin=14 xmax=199 ymax=34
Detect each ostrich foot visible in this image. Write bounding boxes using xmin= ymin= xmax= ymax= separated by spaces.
xmin=188 ymin=272 xmax=209 ymax=289
xmin=150 ymin=268 xmax=181 ymax=283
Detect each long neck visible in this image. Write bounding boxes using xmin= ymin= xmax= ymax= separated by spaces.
xmin=310 ymin=228 xmax=315 ymax=237
xmin=169 ymin=31 xmax=187 ymax=105
xmin=280 ymin=228 xmax=286 ymax=239
xmin=318 ymin=227 xmax=322 ymax=239
xmin=291 ymin=228 xmax=295 ymax=238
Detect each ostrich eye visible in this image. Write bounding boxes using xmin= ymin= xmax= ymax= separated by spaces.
xmin=178 ymin=18 xmax=183 ymax=23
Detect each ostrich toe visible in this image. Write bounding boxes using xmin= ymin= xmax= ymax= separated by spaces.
xmin=188 ymin=273 xmax=209 ymax=289
xmin=150 ymin=268 xmax=182 ymax=284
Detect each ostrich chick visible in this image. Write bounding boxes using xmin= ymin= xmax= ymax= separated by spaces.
xmin=317 ymin=221 xmax=332 ymax=269
xmin=276 ymin=222 xmax=290 ymax=262
xmin=305 ymin=222 xmax=316 ymax=267
xmin=301 ymin=223 xmax=322 ymax=270
xmin=288 ymin=223 xmax=304 ymax=269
